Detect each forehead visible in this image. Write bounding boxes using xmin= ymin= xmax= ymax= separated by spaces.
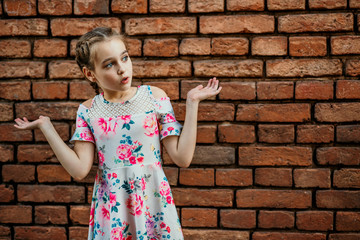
xmin=93 ymin=37 xmax=127 ymax=63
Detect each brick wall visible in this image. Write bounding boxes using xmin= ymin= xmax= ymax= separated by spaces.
xmin=1 ymin=0 xmax=360 ymax=239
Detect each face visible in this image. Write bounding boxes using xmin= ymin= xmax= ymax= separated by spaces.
xmin=88 ymin=37 xmax=132 ymax=92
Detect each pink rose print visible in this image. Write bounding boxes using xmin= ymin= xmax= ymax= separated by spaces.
xmin=140 ymin=178 xmax=146 ymax=191
xmin=126 ymin=193 xmax=143 ymax=216
xmin=160 ymin=222 xmax=166 ymax=228
xmin=166 ymin=195 xmax=174 ymax=205
xmin=129 ymin=156 xmax=136 ymax=165
xmin=166 ymin=226 xmax=171 ymax=233
xmin=98 ymin=118 xmax=118 ymax=135
xmin=167 ymin=127 xmax=174 ymax=132
xmin=159 ymin=181 xmax=170 ymax=197
xmin=137 ymin=157 xmax=144 ymax=164
xmin=164 ymin=113 xmax=176 ymax=123
xmin=116 ymin=144 xmax=133 ymax=160
xmin=79 ymin=129 xmax=93 ymax=141
xmin=101 ymin=205 xmax=110 ymax=220
xmin=121 ymin=115 xmax=131 ymax=124
xmin=76 ymin=117 xmax=88 ymax=127
xmin=143 ymin=114 xmax=159 ymax=137
xmin=89 ymin=206 xmax=95 ymax=226
xmin=110 ymin=227 xmax=124 ymax=240
xmin=98 ymin=151 xmax=105 ymax=167
xmin=109 ymin=192 xmax=117 ymax=207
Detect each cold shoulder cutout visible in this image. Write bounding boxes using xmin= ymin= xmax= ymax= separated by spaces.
xmin=150 ymin=85 xmax=167 ymax=99
xmin=81 ymin=98 xmax=93 ymax=109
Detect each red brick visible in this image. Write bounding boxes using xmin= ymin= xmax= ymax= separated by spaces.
xmin=18 ymin=185 xmax=85 ymax=203
xmin=257 ymin=82 xmax=293 ymax=100
xmin=0 ymin=103 xmax=13 ymax=122
xmin=0 ymin=61 xmax=46 ymax=78
xmin=317 ymin=147 xmax=360 ymax=166
xmin=296 ymin=81 xmax=333 ymax=100
xmin=211 ymin=37 xmax=248 ymax=55
xmin=0 ymin=40 xmax=31 ymax=58
xmin=236 ymin=189 xmax=312 ymax=208
xmin=252 ymin=37 xmax=287 ymax=56
xmin=216 ymin=169 xmax=252 ymax=187
xmin=51 ymin=18 xmax=121 ymax=36
xmin=69 ymin=80 xmax=96 ymax=100
xmin=126 ymin=17 xmax=196 ymax=35
xmin=330 ymin=234 xmax=360 ymax=240
xmin=150 ymin=0 xmax=185 ymax=13
xmin=87 ymin=186 xmax=93 ymax=203
xmin=258 ymin=124 xmax=294 ymax=143
xmin=112 ymin=0 xmax=147 ymax=13
xmin=49 ymin=60 xmax=83 ymax=79
xmin=294 ymin=169 xmax=331 ymax=188
xmin=35 ymin=122 xmax=70 ymax=142
xmin=37 ymin=165 xmax=72 ymax=183
xmin=74 ymin=0 xmax=109 ymax=15
xmin=179 ymin=38 xmax=210 ymax=55
xmin=0 ymin=81 xmax=30 ymax=101
xmin=182 ymin=208 xmax=217 ymax=227
xmin=227 ymin=0 xmax=264 ymax=11
xmin=33 ymin=81 xmax=68 ymax=100
xmin=179 ymin=168 xmax=214 ymax=186
xmin=69 ymin=227 xmax=89 ymax=240
xmin=332 ymin=36 xmax=360 ymax=55
xmin=268 ymin=0 xmax=305 ymax=10
xmin=315 ymin=103 xmax=360 ymax=122
xmin=163 ymin=167 xmax=178 ymax=186
xmin=350 ymin=0 xmax=360 ymax=8
xmin=309 ymin=0 xmax=346 ymax=9
xmin=190 ymin=146 xmax=235 ymax=165
xmin=253 ymin=232 xmax=326 ymax=240
xmin=236 ymin=103 xmax=310 ymax=122
xmin=16 ymin=102 xmax=78 ymax=121
xmin=2 ymin=165 xmax=35 ymax=183
xmin=70 ymin=205 xmax=90 ymax=225
xmin=334 ymin=169 xmax=360 ymax=188
xmin=238 ymin=146 xmax=312 ymax=166
xmin=147 ymin=81 xmax=179 ymax=100
xmin=125 ymin=38 xmax=142 ymax=57
xmin=297 ymin=125 xmax=334 ymax=143
xmin=188 ymin=0 xmax=224 ymax=13
xmin=200 ymin=15 xmax=274 ymax=34
xmin=0 ymin=145 xmax=14 ymax=162
xmin=14 ymin=226 xmax=66 ymax=240
xmin=180 ymin=80 xmax=215 ymax=100
xmin=267 ymin=59 xmax=342 ymax=77
xmin=133 ymin=60 xmax=191 ymax=78
xmin=219 ymin=82 xmax=255 ymax=100
xmin=17 ymin=144 xmax=58 ymax=163
xmin=194 ymin=60 xmax=263 ymax=77
xmin=220 ymin=209 xmax=256 ymax=229
xmin=183 ymin=229 xmax=249 ymax=240
xmin=196 ymin=125 xmax=217 ymax=143
xmin=218 ymin=124 xmax=255 ymax=143
xmin=0 ymin=19 xmax=48 ymax=36
xmin=290 ymin=36 xmax=327 ymax=56
xmin=173 ymin=103 xmax=235 ymax=121
xmin=0 ymin=205 xmax=32 ymax=223
xmin=0 ymin=226 xmax=11 ymax=239
xmin=317 ymin=190 xmax=360 ymax=208
xmin=34 ymin=39 xmax=67 ymax=58
xmin=35 ymin=206 xmax=68 ymax=224
xmin=258 ymin=211 xmax=294 ymax=229
xmin=297 ymin=211 xmax=333 ymax=231
xmin=338 ymin=125 xmax=360 ymax=143
xmin=173 ymin=188 xmax=233 ymax=207
xmin=144 ymin=39 xmax=178 ymax=57
xmin=337 ymin=80 xmax=360 ymax=99
xmin=38 ymin=0 xmax=72 ymax=15
xmin=279 ymin=13 xmax=353 ymax=33
xmin=0 ymin=184 xmax=14 ymax=202
xmin=346 ymin=60 xmax=360 ymax=76
xmin=0 ymin=124 xmax=32 ymax=142
xmin=255 ymin=168 xmax=292 ymax=187
xmin=4 ymin=0 xmax=36 ymax=16
xmin=336 ymin=212 xmax=360 ymax=231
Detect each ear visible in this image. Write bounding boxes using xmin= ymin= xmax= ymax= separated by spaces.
xmin=82 ymin=67 xmax=96 ymax=82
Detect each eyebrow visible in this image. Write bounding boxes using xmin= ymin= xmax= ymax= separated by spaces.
xmin=101 ymin=50 xmax=128 ymax=64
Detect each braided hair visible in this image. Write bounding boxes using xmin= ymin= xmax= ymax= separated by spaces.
xmin=75 ymin=27 xmax=126 ymax=94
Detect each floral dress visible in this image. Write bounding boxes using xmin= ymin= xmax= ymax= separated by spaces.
xmin=70 ymin=85 xmax=184 ymax=240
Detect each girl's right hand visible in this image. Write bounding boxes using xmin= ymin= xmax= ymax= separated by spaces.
xmin=14 ymin=116 xmax=51 ymax=130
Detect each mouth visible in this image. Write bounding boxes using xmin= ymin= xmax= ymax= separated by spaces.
xmin=121 ymin=77 xmax=129 ymax=84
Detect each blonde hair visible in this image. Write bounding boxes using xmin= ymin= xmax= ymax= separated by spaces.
xmin=75 ymin=27 xmax=126 ymax=94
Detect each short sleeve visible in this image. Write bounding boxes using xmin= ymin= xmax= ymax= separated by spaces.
xmin=154 ymin=97 xmax=183 ymax=141
xmin=70 ymin=104 xmax=95 ymax=144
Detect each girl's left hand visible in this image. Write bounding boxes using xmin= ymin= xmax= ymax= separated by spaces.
xmin=187 ymin=77 xmax=222 ymax=103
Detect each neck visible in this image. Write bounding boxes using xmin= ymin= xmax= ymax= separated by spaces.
xmin=103 ymin=87 xmax=137 ymax=103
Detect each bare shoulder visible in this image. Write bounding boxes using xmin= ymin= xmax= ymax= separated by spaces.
xmin=150 ymin=85 xmax=168 ymax=99
xmin=82 ymin=99 xmax=93 ymax=108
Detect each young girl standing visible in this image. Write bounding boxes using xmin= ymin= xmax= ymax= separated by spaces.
xmin=14 ymin=27 xmax=222 ymax=240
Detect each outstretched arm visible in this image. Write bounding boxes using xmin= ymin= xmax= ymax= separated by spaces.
xmin=154 ymin=77 xmax=222 ymax=168
xmin=14 ymin=116 xmax=95 ymax=180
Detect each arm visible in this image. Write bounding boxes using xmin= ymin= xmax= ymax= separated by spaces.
xmin=152 ymin=77 xmax=222 ymax=168
xmin=14 ymin=115 xmax=95 ymax=181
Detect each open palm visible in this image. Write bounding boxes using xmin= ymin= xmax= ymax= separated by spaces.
xmin=187 ymin=77 xmax=222 ymax=103
xmin=14 ymin=116 xmax=50 ymax=130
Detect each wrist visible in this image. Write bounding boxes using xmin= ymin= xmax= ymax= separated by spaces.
xmin=39 ymin=117 xmax=52 ymax=131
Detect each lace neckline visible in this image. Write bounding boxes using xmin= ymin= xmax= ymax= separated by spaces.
xmin=100 ymin=86 xmax=141 ymax=105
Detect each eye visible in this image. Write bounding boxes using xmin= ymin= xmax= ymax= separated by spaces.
xmin=122 ymin=55 xmax=129 ymax=62
xmin=105 ymin=62 xmax=113 ymax=68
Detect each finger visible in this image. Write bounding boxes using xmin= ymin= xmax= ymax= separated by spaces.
xmin=211 ymin=78 xmax=217 ymax=89
xmin=15 ymin=118 xmax=24 ymax=125
xmin=205 ymin=79 xmax=212 ymax=88
xmin=23 ymin=117 xmax=29 ymax=122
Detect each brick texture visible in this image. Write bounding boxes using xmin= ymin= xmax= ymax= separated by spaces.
xmin=1 ymin=1 xmax=359 ymax=239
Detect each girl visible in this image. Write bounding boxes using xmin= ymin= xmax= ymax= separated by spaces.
xmin=14 ymin=27 xmax=222 ymax=240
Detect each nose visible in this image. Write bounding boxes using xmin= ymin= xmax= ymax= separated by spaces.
xmin=117 ymin=64 xmax=125 ymax=75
